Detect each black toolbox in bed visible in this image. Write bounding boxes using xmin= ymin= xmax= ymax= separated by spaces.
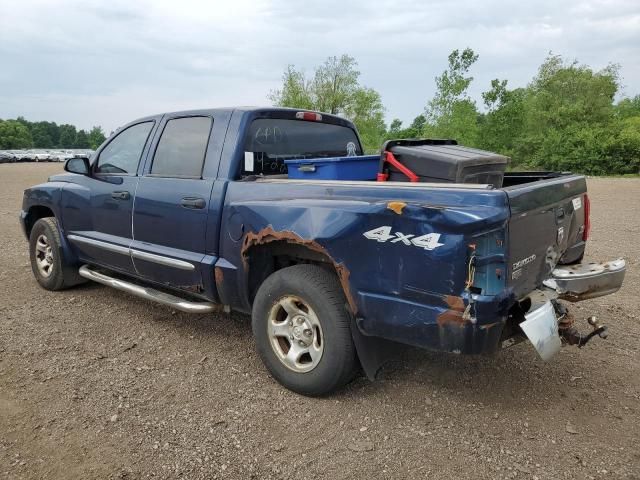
xmin=379 ymin=139 xmax=509 ymax=187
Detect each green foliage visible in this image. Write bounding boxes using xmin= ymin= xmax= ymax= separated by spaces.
xmin=478 ymin=82 xmax=527 ymax=164
xmin=268 ymin=65 xmax=314 ymax=111
xmin=615 ymin=95 xmax=640 ymax=120
xmin=344 ymin=88 xmax=386 ymax=153
xmin=58 ymin=124 xmax=78 ymax=148
xmin=0 ymin=118 xmax=106 ymax=150
xmin=511 ymin=55 xmax=625 ymax=173
xmin=269 ymin=55 xmax=386 ymax=152
xmin=383 ymin=115 xmax=428 ymax=141
xmin=424 ymin=48 xmax=481 ymax=145
xmin=88 ymin=126 xmax=107 ymax=149
xmin=421 ymin=49 xmax=639 ymax=175
xmin=74 ymin=129 xmax=90 ymax=149
xmin=0 ymin=120 xmax=33 ymax=149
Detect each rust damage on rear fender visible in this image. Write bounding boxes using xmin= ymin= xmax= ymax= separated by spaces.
xmin=437 ymin=295 xmax=469 ymax=327
xmin=214 ymin=266 xmax=224 ymax=286
xmin=387 ymin=201 xmax=407 ymax=215
xmin=241 ymin=226 xmax=357 ymax=313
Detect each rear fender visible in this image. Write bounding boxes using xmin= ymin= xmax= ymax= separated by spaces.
xmin=217 ymin=185 xmax=511 ymax=357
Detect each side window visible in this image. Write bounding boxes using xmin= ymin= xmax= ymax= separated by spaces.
xmin=150 ymin=117 xmax=212 ymax=178
xmin=96 ymin=122 xmax=154 ymax=174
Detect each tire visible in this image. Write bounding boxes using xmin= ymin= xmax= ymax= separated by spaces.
xmin=29 ymin=217 xmax=83 ymax=291
xmin=252 ymin=264 xmax=358 ymax=396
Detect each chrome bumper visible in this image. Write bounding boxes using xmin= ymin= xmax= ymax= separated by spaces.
xmin=543 ymin=258 xmax=626 ymax=302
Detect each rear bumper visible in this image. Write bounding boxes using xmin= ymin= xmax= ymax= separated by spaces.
xmin=356 ymin=258 xmax=625 ymax=356
xmin=355 ymin=291 xmax=510 ymax=355
xmin=518 ymin=258 xmax=626 ymax=361
xmin=542 ymin=258 xmax=626 ymax=302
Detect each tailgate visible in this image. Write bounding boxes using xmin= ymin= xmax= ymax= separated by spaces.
xmin=505 ymin=175 xmax=587 ymax=299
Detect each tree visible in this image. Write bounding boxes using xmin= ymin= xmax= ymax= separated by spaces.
xmin=384 ymin=115 xmax=429 ymax=141
xmin=58 ymin=124 xmax=77 ymax=148
xmin=268 ymin=65 xmax=314 ymax=111
xmin=311 ymin=55 xmax=360 ymax=115
xmin=388 ymin=119 xmax=403 ymax=135
xmin=270 ymin=55 xmax=386 ymax=152
xmin=478 ymin=80 xmax=526 ymax=163
xmin=409 ymin=115 xmax=426 ymax=132
xmin=345 ymin=87 xmax=386 ymax=153
xmin=30 ymin=122 xmax=54 ymax=148
xmin=88 ymin=126 xmax=106 ymax=149
xmin=0 ymin=120 xmax=33 ymax=149
xmin=615 ymin=95 xmax=640 ymax=120
xmin=74 ymin=129 xmax=90 ymax=148
xmin=517 ymin=54 xmax=621 ymax=173
xmin=423 ymin=48 xmax=481 ymax=145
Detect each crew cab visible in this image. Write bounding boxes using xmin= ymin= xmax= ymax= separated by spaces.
xmin=20 ymin=107 xmax=626 ymax=395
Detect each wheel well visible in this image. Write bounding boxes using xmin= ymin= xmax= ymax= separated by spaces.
xmin=246 ymin=241 xmax=339 ymax=305
xmin=25 ymin=205 xmax=55 ymax=237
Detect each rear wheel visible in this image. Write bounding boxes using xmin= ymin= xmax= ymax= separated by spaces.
xmin=29 ymin=217 xmax=82 ymax=291
xmin=252 ymin=264 xmax=357 ymax=396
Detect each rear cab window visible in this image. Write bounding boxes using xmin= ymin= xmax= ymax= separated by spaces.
xmin=241 ymin=117 xmax=362 ymax=177
xmin=150 ymin=116 xmax=213 ymax=178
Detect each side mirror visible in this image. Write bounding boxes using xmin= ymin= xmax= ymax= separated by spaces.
xmin=64 ymin=157 xmax=90 ymax=175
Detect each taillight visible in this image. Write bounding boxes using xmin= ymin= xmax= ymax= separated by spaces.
xmin=583 ymin=193 xmax=590 ymax=241
xmin=295 ymin=111 xmax=322 ymax=122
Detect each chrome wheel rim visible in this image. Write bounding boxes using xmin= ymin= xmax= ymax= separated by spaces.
xmin=267 ymin=295 xmax=324 ymax=373
xmin=35 ymin=234 xmax=54 ymax=278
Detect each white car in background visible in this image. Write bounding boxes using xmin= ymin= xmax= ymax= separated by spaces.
xmin=32 ymin=151 xmax=52 ymax=162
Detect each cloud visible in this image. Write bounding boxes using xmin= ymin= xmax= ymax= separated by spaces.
xmin=1 ymin=0 xmax=638 ymax=131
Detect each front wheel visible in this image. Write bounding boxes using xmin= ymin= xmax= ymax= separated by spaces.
xmin=252 ymin=264 xmax=357 ymax=396
xmin=29 ymin=217 xmax=83 ymax=291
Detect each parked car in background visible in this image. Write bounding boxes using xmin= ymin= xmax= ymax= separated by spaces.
xmin=32 ymin=151 xmax=52 ymax=162
xmin=0 ymin=151 xmax=17 ymax=163
xmin=50 ymin=151 xmax=73 ymax=162
xmin=0 ymin=149 xmax=95 ymax=163
xmin=17 ymin=151 xmax=34 ymax=162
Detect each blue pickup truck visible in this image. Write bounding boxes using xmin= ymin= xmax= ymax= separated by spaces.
xmin=20 ymin=107 xmax=626 ymax=395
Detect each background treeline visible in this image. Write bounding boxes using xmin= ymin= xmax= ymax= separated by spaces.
xmin=0 ymin=117 xmax=106 ymax=150
xmin=270 ymin=49 xmax=640 ymax=174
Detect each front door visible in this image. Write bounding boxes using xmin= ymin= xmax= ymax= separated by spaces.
xmin=63 ymin=120 xmax=157 ymax=274
xmin=131 ymin=115 xmax=216 ymax=291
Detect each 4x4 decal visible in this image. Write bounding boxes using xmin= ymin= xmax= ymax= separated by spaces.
xmin=363 ymin=226 xmax=444 ymax=250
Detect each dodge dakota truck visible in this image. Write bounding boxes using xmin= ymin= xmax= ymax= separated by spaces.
xmin=20 ymin=107 xmax=626 ymax=395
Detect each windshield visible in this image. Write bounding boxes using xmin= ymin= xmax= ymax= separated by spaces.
xmin=242 ymin=118 xmax=362 ymax=176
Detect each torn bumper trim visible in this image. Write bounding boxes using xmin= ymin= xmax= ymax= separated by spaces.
xmin=543 ymin=258 xmax=626 ymax=302
xmin=520 ymin=299 xmax=561 ymax=361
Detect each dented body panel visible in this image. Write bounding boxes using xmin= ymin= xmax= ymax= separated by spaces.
xmin=215 ymin=171 xmax=513 ymax=353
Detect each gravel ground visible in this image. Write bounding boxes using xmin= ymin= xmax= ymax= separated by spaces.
xmin=1 ymin=163 xmax=639 ymax=479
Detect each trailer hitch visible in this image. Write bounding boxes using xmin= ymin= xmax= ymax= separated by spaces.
xmin=553 ymin=300 xmax=608 ymax=348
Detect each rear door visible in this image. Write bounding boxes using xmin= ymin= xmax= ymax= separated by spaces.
xmin=130 ymin=113 xmax=226 ymax=293
xmin=505 ymin=175 xmax=587 ymax=298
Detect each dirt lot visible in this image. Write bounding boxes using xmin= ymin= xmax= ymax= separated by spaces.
xmin=1 ymin=163 xmax=638 ymax=479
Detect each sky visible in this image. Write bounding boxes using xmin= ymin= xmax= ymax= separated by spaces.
xmin=1 ymin=0 xmax=639 ymax=133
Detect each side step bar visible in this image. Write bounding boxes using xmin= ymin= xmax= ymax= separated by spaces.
xmin=78 ymin=265 xmax=220 ymax=314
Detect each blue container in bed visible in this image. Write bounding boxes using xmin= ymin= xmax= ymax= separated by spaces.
xmin=285 ymin=155 xmax=379 ymax=181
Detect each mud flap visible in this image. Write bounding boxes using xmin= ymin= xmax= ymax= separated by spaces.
xmin=351 ymin=318 xmax=403 ymax=380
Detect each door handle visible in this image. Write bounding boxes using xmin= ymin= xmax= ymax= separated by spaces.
xmin=111 ymin=191 xmax=130 ymax=200
xmin=181 ymin=197 xmax=206 ymax=209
